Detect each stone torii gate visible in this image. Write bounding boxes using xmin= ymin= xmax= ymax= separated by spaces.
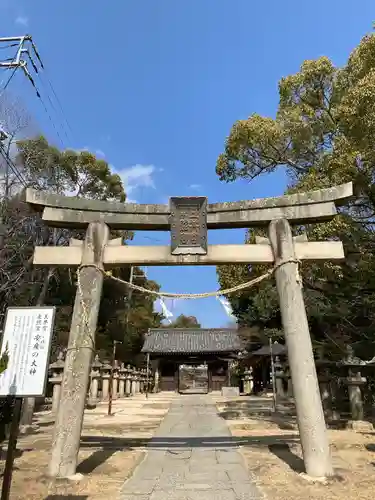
xmin=26 ymin=182 xmax=352 ymax=479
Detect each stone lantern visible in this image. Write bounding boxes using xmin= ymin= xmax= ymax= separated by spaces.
xmin=341 ymin=346 xmax=373 ymax=431
xmin=125 ymin=364 xmax=132 ymax=396
xmin=100 ymin=360 xmax=112 ymax=401
xmin=130 ymin=367 xmax=137 ymax=395
xmin=135 ymin=369 xmax=142 ymax=394
xmin=112 ymin=361 xmax=119 ymax=400
xmin=118 ymin=363 xmax=126 ymax=398
xmin=49 ymin=351 xmax=65 ymax=413
xmin=88 ymin=354 xmax=102 ymax=404
xmin=274 ymin=357 xmax=286 ymax=398
xmin=243 ymin=368 xmax=253 ymax=395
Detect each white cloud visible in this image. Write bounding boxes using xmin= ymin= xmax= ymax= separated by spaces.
xmin=15 ymin=15 xmax=28 ymax=26
xmin=189 ymin=183 xmax=202 ymax=191
xmin=117 ymin=164 xmax=156 ymax=200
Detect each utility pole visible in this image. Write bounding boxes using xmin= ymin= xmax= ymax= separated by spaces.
xmin=0 ymin=35 xmax=43 ymax=93
xmin=108 ymin=340 xmax=122 ymax=416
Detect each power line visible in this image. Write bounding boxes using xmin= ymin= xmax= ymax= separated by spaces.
xmin=0 ymin=67 xmax=18 ymax=94
xmin=40 ymin=70 xmax=75 ymax=139
xmin=0 ymin=142 xmax=28 ymax=187
xmin=0 ymin=44 xmax=18 ymax=51
xmin=0 ymin=35 xmax=74 ymax=148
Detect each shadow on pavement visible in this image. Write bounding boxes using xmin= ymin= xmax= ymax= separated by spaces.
xmin=80 ymin=434 xmax=299 ymax=450
xmin=44 ymin=496 xmax=88 ymax=499
xmin=268 ymin=442 xmax=305 ymax=473
xmin=76 ymin=434 xmax=301 ymax=471
xmin=77 ymin=448 xmax=117 ymax=474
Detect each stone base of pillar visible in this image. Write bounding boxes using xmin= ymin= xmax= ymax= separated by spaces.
xmin=346 ymin=419 xmax=373 ymax=432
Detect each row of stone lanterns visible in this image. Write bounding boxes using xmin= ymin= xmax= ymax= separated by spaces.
xmin=241 ymin=354 xmax=374 ymax=430
xmin=49 ymin=353 xmax=151 ymax=413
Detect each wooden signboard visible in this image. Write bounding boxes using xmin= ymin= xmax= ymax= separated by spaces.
xmin=0 ymin=307 xmax=55 ymax=397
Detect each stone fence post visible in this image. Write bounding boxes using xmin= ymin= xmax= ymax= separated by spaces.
xmin=100 ymin=361 xmax=111 ymax=400
xmin=49 ymin=352 xmax=65 ymax=413
xmin=89 ymin=355 xmax=102 ymax=404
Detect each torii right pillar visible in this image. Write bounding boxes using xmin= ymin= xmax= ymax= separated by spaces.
xmin=269 ymin=219 xmax=334 ymax=478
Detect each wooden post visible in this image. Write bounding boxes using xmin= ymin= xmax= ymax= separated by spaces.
xmin=268 ymin=219 xmax=333 ymax=478
xmin=1 ymin=397 xmax=23 ymax=500
xmin=49 ymin=222 xmax=109 ymax=478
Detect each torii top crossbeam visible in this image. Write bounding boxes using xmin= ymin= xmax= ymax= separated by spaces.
xmin=26 ymin=182 xmax=353 ymax=267
xmin=26 ymin=182 xmax=352 ymax=230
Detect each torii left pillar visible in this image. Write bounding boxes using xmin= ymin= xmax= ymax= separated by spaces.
xmin=49 ymin=221 xmax=109 ymax=478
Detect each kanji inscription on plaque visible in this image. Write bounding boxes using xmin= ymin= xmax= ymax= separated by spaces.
xmin=170 ymin=197 xmax=207 ymax=255
xmin=0 ymin=306 xmax=55 ymax=397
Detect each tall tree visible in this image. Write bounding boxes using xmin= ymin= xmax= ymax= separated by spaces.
xmin=216 ymin=33 xmax=375 ymax=359
xmin=166 ymin=314 xmax=201 ymax=328
xmin=1 ymin=136 xmax=164 ymax=360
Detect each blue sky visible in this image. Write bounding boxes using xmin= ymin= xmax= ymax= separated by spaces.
xmin=0 ymin=1 xmax=373 ymax=326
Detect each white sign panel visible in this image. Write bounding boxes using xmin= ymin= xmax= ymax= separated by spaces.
xmin=0 ymin=307 xmax=55 ymax=397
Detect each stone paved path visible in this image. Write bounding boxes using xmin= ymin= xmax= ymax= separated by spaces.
xmin=120 ymin=394 xmax=264 ymax=499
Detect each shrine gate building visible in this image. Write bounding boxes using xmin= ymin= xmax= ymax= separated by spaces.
xmin=142 ymin=328 xmax=242 ymax=393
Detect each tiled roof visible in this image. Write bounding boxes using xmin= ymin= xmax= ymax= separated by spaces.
xmin=142 ymin=328 xmax=242 ymax=354
xmin=252 ymin=343 xmax=287 ymax=356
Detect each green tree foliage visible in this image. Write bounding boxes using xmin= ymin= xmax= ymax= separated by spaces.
xmin=216 ymin=33 xmax=375 ymax=359
xmin=16 ymin=136 xmax=125 ymax=200
xmin=166 ymin=314 xmax=201 ymax=328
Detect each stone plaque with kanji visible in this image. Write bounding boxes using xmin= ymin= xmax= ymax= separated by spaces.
xmin=170 ymin=197 xmax=207 ymax=255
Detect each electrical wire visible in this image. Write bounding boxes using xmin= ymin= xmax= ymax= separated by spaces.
xmin=22 ymin=48 xmax=72 ymax=145
xmin=0 ymin=67 xmax=18 ymax=95
xmin=41 ymin=69 xmax=75 ymax=139
xmin=0 ymin=37 xmax=71 ymax=149
xmin=36 ymin=87 xmax=67 ymax=149
xmin=0 ymin=43 xmax=18 ymax=50
xmin=0 ymin=143 xmax=28 ymax=187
